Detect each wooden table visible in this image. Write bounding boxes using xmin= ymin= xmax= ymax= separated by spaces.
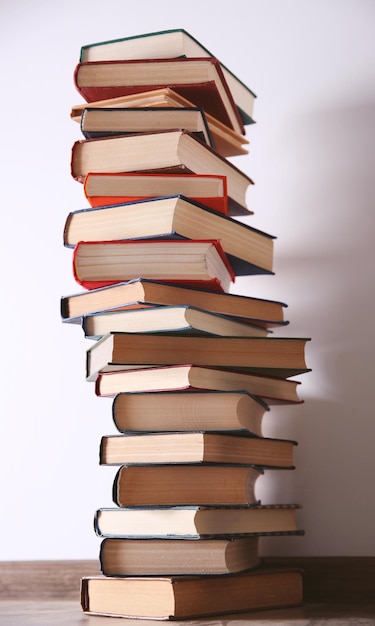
xmin=0 ymin=559 xmax=374 ymax=625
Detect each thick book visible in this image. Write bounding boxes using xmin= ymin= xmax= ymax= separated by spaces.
xmin=71 ymin=87 xmax=250 ymax=158
xmin=94 ymin=504 xmax=303 ymax=538
xmin=60 ymin=278 xmax=288 ymax=328
xmin=81 ymin=568 xmax=303 ymax=619
xmin=72 ymin=239 xmax=235 ymax=292
xmin=73 ymin=57 xmax=245 ymax=135
xmin=112 ymin=463 xmax=262 ymax=507
xmin=83 ymin=172 xmax=231 ymax=215
xmin=99 ymin=432 xmax=296 ymax=468
xmin=81 ymin=305 xmax=271 ymax=340
xmin=63 ymin=195 xmax=275 ymax=276
xmin=78 ymin=29 xmax=257 ymax=125
xmin=80 ymin=106 xmax=213 ymax=148
xmin=70 ymin=129 xmax=253 ymax=214
xmin=99 ymin=536 xmax=260 ymax=576
xmin=86 ymin=332 xmax=310 ymax=381
xmin=112 ymin=390 xmax=269 ymax=436
xmin=95 ymin=365 xmax=303 ymax=405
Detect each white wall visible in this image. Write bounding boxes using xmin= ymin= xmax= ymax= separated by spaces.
xmin=1 ymin=0 xmax=374 ymax=560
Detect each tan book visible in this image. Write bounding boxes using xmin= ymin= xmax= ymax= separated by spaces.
xmin=86 ymin=332 xmax=310 ymax=381
xmin=99 ymin=536 xmax=260 ymax=576
xmin=81 ymin=568 xmax=303 ymax=619
xmin=80 ymin=105 xmax=213 ymax=145
xmin=61 ymin=278 xmax=288 ymax=328
xmin=111 ymin=391 xmax=269 ymax=436
xmin=94 ymin=504 xmax=303 ymax=538
xmin=94 ymin=365 xmax=303 ymax=405
xmin=81 ymin=305 xmax=270 ymax=340
xmin=99 ymin=432 xmax=296 ymax=468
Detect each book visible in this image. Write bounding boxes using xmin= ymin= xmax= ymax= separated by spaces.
xmin=83 ymin=171 xmax=232 ymax=215
xmin=86 ymin=332 xmax=310 ymax=381
xmin=81 ymin=568 xmax=303 ymax=619
xmin=99 ymin=536 xmax=260 ymax=576
xmin=63 ymin=195 xmax=275 ymax=277
xmin=95 ymin=365 xmax=303 ymax=405
xmin=99 ymin=432 xmax=296 ymax=468
xmin=80 ymin=106 xmax=213 ymax=148
xmin=112 ymin=464 xmax=262 ymax=507
xmin=94 ymin=503 xmax=302 ymax=538
xmin=71 ymin=87 xmax=250 ymax=158
xmin=61 ymin=278 xmax=288 ymax=328
xmin=112 ymin=391 xmax=269 ymax=436
xmin=78 ymin=29 xmax=257 ymax=125
xmin=81 ymin=305 xmax=271 ymax=340
xmin=70 ymin=129 xmax=253 ymax=214
xmin=73 ymin=57 xmax=245 ymax=135
xmin=72 ymin=239 xmax=235 ymax=292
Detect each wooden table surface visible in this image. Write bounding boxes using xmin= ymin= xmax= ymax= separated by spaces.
xmin=1 ymin=599 xmax=375 ymax=625
xmin=1 ymin=559 xmax=374 ymax=625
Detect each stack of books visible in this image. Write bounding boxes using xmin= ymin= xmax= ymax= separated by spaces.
xmin=61 ymin=28 xmax=311 ymax=620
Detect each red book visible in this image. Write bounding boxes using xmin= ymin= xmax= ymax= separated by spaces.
xmin=72 ymin=238 xmax=235 ymax=292
xmin=73 ymin=57 xmax=245 ymax=135
xmin=83 ymin=172 xmax=230 ymax=216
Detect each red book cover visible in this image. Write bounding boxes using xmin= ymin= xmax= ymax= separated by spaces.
xmin=73 ymin=58 xmax=245 ymax=134
xmin=84 ymin=172 xmax=229 ymax=215
xmin=72 ymin=238 xmax=235 ymax=291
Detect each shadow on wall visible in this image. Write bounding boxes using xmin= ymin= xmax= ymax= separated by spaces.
xmin=255 ymin=99 xmax=375 ymax=556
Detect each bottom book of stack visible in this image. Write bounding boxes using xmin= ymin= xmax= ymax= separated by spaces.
xmin=81 ymin=567 xmax=303 ymax=619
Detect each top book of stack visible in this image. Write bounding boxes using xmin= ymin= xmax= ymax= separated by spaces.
xmin=77 ymin=28 xmax=256 ymax=126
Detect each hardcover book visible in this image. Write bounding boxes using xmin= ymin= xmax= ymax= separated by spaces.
xmin=70 ymin=129 xmax=253 ymax=214
xmin=61 ymin=278 xmax=288 ymax=327
xmin=111 ymin=390 xmax=269 ymax=436
xmin=73 ymin=57 xmax=245 ymax=135
xmin=86 ymin=332 xmax=310 ymax=381
xmin=99 ymin=536 xmax=260 ymax=576
xmin=94 ymin=503 xmax=303 ymax=539
xmin=78 ymin=28 xmax=257 ymax=124
xmin=99 ymin=431 xmax=296 ymax=468
xmin=81 ymin=305 xmax=271 ymax=340
xmin=71 ymin=87 xmax=249 ymax=158
xmin=80 ymin=106 xmax=214 ymax=148
xmin=83 ymin=171 xmax=232 ymax=215
xmin=81 ymin=568 xmax=303 ymax=619
xmin=63 ymin=194 xmax=275 ymax=276
xmin=94 ymin=365 xmax=303 ymax=405
xmin=72 ymin=239 xmax=236 ymax=292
